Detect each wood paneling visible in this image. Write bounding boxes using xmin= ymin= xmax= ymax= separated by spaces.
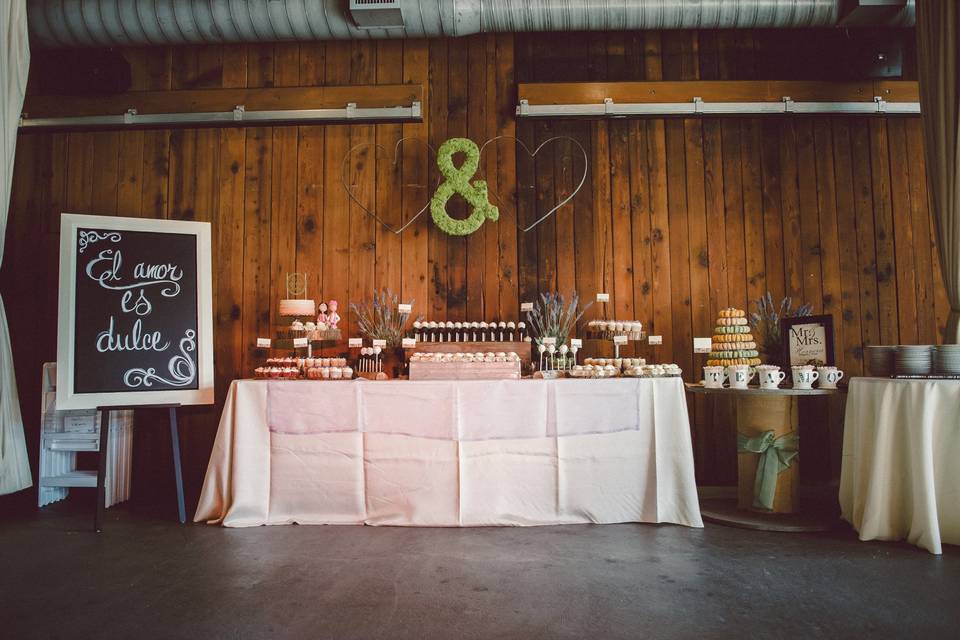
xmin=4 ymin=31 xmax=947 ymax=506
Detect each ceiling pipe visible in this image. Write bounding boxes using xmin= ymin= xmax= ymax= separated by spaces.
xmin=27 ymin=0 xmax=915 ymax=49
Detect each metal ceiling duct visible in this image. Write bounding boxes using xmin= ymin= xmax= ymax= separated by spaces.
xmin=27 ymin=0 xmax=915 ymax=49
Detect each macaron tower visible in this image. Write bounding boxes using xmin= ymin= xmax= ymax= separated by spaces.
xmin=707 ymin=307 xmax=761 ymax=367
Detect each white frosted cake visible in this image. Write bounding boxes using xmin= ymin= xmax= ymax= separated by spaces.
xmin=279 ymin=299 xmax=315 ymax=318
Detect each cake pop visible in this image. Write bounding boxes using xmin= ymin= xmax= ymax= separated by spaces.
xmin=518 ymin=321 xmax=527 ymax=341
xmin=538 ymin=343 xmax=547 ymax=371
xmin=507 ymin=321 xmax=516 ymax=341
xmin=559 ymin=344 xmax=569 ymax=370
xmin=413 ymin=320 xmax=422 ymax=342
xmin=326 ymin=301 xmax=341 ymax=330
xmin=547 ymin=343 xmax=557 ymax=371
xmin=498 ymin=321 xmax=507 ymax=341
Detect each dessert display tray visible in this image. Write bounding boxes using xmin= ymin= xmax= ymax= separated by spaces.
xmin=584 ymin=329 xmax=647 ymax=341
xmin=274 ymin=328 xmax=343 ymax=343
xmin=888 ymin=374 xmax=960 ymax=380
xmin=412 ymin=341 xmax=531 ymax=365
xmin=409 ymin=361 xmax=521 ymax=381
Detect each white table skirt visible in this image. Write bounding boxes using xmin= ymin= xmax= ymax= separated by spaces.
xmin=839 ymin=378 xmax=960 ymax=554
xmin=195 ymin=378 xmax=703 ymax=529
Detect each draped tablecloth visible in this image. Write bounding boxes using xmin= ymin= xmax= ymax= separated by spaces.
xmin=840 ymin=378 xmax=960 ymax=554
xmin=195 ymin=378 xmax=703 ymax=529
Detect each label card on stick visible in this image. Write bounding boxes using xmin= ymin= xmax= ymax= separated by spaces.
xmin=542 ymin=337 xmax=557 ymax=346
xmin=693 ymin=337 xmax=712 ymax=354
xmin=596 ymin=292 xmax=610 ymax=303
xmin=256 ymin=338 xmax=272 ymax=348
xmin=293 ymin=337 xmax=309 ymax=348
xmin=570 ymin=338 xmax=583 ymax=348
xmin=398 ymin=303 xmax=412 ymax=314
xmin=648 ymin=335 xmax=663 ymax=345
xmin=520 ymin=302 xmax=534 ymax=312
xmin=372 ymin=339 xmax=387 ymax=348
xmin=613 ymin=335 xmax=628 ymax=345
xmin=348 ymin=338 xmax=363 ymax=348
xmin=401 ymin=338 xmax=416 ymax=349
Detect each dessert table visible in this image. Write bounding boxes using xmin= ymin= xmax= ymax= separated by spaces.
xmin=195 ymin=377 xmax=703 ymax=529
xmin=840 ymin=377 xmax=960 ymax=554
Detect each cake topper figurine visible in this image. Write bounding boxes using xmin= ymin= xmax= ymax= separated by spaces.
xmin=327 ymin=300 xmax=341 ymax=330
xmin=317 ymin=302 xmax=329 ymax=329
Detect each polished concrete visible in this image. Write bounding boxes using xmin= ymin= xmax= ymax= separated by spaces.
xmin=2 ymin=501 xmax=957 ymax=639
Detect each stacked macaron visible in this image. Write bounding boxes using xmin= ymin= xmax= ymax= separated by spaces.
xmin=707 ymin=307 xmax=761 ymax=367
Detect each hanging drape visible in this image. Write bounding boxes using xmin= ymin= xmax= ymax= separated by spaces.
xmin=917 ymin=1 xmax=960 ymax=344
xmin=0 ymin=0 xmax=32 ymax=495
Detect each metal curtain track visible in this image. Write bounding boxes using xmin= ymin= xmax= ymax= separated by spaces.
xmin=516 ymin=97 xmax=920 ymax=118
xmin=20 ymin=102 xmax=423 ymax=130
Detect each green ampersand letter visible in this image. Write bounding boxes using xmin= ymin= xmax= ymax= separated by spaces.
xmin=430 ymin=138 xmax=499 ymax=236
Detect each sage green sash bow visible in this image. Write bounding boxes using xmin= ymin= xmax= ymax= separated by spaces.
xmin=737 ymin=430 xmax=799 ymax=510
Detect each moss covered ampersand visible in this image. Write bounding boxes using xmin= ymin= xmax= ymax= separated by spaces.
xmin=430 ymin=138 xmax=499 ymax=236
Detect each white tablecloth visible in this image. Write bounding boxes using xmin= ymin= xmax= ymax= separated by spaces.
xmin=195 ymin=378 xmax=703 ymax=529
xmin=840 ymin=378 xmax=960 ymax=554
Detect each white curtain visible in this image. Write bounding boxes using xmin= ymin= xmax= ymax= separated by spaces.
xmin=917 ymin=1 xmax=960 ymax=344
xmin=0 ymin=0 xmax=31 ymax=495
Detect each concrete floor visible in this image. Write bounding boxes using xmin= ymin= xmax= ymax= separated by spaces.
xmin=2 ymin=501 xmax=957 ymax=640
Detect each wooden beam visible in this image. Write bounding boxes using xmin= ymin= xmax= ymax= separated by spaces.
xmin=22 ymin=83 xmax=422 ymax=119
xmin=518 ymin=80 xmax=919 ymax=105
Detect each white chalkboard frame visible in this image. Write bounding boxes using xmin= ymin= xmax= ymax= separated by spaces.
xmin=56 ymin=213 xmax=214 ymax=410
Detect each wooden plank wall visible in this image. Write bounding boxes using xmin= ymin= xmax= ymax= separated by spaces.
xmin=4 ymin=30 xmax=946 ymax=504
xmin=514 ymin=30 xmax=946 ymax=485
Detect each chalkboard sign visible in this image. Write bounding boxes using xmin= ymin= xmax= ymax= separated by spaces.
xmin=57 ymin=214 xmax=214 ymax=410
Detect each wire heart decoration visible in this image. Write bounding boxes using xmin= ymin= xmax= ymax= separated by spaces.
xmin=339 ymin=137 xmax=440 ymax=235
xmin=339 ymin=134 xmax=588 ymax=235
xmin=477 ymin=135 xmax=589 ymax=233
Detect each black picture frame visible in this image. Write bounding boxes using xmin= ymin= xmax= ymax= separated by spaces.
xmin=780 ymin=314 xmax=835 ymax=367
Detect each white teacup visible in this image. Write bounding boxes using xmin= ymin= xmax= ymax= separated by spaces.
xmin=703 ymin=366 xmax=727 ymax=389
xmin=792 ymin=367 xmax=819 ymax=389
xmin=817 ymin=367 xmax=844 ymax=389
xmin=759 ymin=368 xmax=787 ymax=390
xmin=726 ymin=365 xmax=755 ymax=389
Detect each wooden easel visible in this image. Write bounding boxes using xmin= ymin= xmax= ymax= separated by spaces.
xmin=94 ymin=404 xmax=185 ymax=533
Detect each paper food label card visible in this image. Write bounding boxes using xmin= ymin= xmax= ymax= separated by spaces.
xmin=693 ymin=337 xmax=712 ymax=353
xmin=256 ymin=338 xmax=272 ymax=348
xmin=596 ymin=292 xmax=610 ymax=303
xmin=348 ymin=338 xmax=363 ymax=348
xmin=401 ymin=338 xmax=416 ymax=348
xmin=648 ymin=335 xmax=663 ymax=345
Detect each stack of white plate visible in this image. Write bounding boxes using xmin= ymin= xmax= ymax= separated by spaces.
xmin=933 ymin=345 xmax=960 ymax=375
xmin=865 ymin=345 xmax=896 ymax=376
xmin=894 ymin=345 xmax=933 ymax=376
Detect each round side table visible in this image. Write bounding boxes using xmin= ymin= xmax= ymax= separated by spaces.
xmin=686 ymin=383 xmax=844 ymax=532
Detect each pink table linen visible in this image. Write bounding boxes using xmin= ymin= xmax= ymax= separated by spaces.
xmin=195 ymin=377 xmax=703 ymax=528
